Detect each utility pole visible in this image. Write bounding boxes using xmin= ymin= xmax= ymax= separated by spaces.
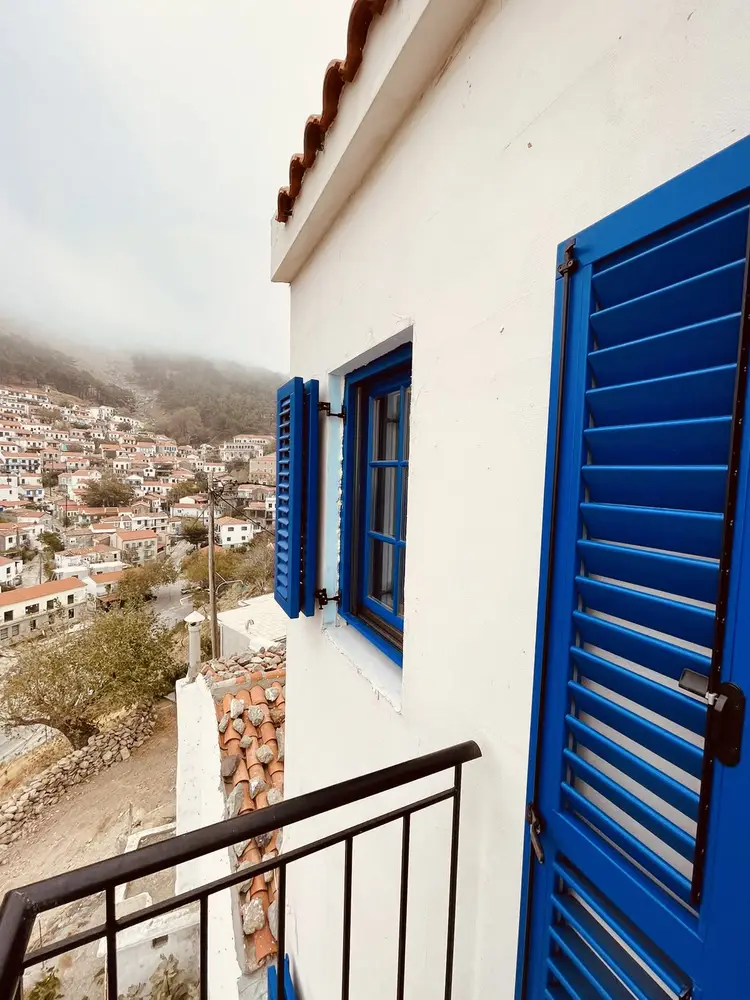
xmin=207 ymin=471 xmax=219 ymax=660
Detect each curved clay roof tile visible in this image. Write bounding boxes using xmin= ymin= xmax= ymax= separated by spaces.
xmin=276 ymin=0 xmax=390 ymax=222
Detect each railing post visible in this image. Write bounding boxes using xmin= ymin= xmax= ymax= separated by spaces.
xmin=0 ymin=892 xmax=35 ymax=1000
xmin=277 ymin=866 xmax=287 ymax=1000
xmin=341 ymin=836 xmax=353 ymax=1000
xmin=199 ymin=895 xmax=208 ymax=1000
xmin=444 ymin=764 xmax=463 ymax=1000
xmin=105 ymin=886 xmax=118 ymax=1000
xmin=396 ymin=815 xmax=411 ymax=1000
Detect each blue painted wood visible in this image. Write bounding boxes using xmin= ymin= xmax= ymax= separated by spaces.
xmin=551 ymin=894 xmax=674 ymax=1000
xmin=267 ymin=956 xmax=297 ymax=1000
xmin=560 ymin=785 xmax=693 ymax=902
xmin=566 ymin=716 xmax=700 ymax=820
xmin=275 ymin=378 xmax=304 ymax=619
xmin=563 ymin=749 xmax=695 ymax=860
xmin=569 ymin=646 xmax=707 ymax=734
xmin=339 ymin=343 xmax=412 ymax=663
xmin=568 ymin=681 xmax=703 ymax=777
xmin=521 ymin=138 xmax=750 ymax=1000
xmin=584 ymin=415 xmax=732 ymax=466
xmin=586 ymin=364 xmax=737 ymax=426
xmin=591 ymin=259 xmax=745 ymax=349
xmin=553 ymin=860 xmax=690 ymax=996
xmin=301 ymin=380 xmax=320 ymax=618
xmin=581 ymin=464 xmax=728 ymax=512
xmin=575 ymin=576 xmax=716 ymax=648
xmin=587 ymin=313 xmax=741 ymax=388
xmin=580 ymin=502 xmax=723 ymax=559
xmin=591 ymin=204 xmax=749 ymax=309
xmin=576 ymin=538 xmax=719 ymax=603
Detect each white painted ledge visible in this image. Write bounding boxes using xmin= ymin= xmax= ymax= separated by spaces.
xmin=271 ymin=0 xmax=485 ymax=284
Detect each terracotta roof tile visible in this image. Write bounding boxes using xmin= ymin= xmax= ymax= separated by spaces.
xmin=276 ymin=0 xmax=390 ymax=223
xmin=210 ymin=647 xmax=286 ymax=973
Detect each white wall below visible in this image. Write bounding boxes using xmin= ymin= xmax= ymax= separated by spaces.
xmin=175 ymin=677 xmax=248 ymax=1000
xmin=276 ymin=0 xmax=750 ymax=998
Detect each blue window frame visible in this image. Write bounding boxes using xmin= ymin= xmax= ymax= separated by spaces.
xmin=340 ymin=343 xmax=412 ymax=664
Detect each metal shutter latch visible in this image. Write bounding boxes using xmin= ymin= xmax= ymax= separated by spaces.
xmin=679 ymin=669 xmax=746 ymax=767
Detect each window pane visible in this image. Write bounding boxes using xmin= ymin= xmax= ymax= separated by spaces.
xmin=403 ymin=386 xmax=411 ymax=460
xmin=371 ymin=466 xmax=397 ymax=536
xmin=372 ymin=391 xmax=400 ymax=460
xmin=397 ymin=549 xmax=405 ymax=617
xmin=368 ymin=538 xmax=395 ymax=609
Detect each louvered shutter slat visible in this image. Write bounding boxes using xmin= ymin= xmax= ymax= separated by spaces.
xmin=560 ymin=787 xmax=693 ymax=903
xmin=575 ymin=577 xmax=715 ymax=647
xmin=592 ymin=204 xmax=749 ymax=307
xmin=569 ymin=647 xmax=706 ymax=733
xmin=568 ymin=682 xmax=703 ymax=777
xmin=273 ymin=377 xmax=320 ymax=619
xmin=584 ymin=415 xmax=731 ymax=465
xmin=566 ymin=716 xmax=700 ymax=820
xmin=576 ymin=539 xmax=719 ymax=603
xmin=587 ymin=364 xmax=736 ymax=424
xmin=580 ymin=503 xmax=723 ymax=558
xmin=590 ymin=259 xmax=746 ymax=349
xmin=549 ymin=925 xmax=636 ymax=1000
xmin=573 ymin=612 xmax=710 ymax=683
xmin=553 ymin=861 xmax=690 ymax=998
xmin=588 ymin=313 xmax=741 ymax=387
xmin=580 ymin=464 xmax=728 ymax=511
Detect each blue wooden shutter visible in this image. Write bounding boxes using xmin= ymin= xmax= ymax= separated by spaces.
xmin=274 ymin=377 xmax=320 ymax=619
xmin=301 ymin=379 xmax=320 ymax=618
xmin=521 ymin=140 xmax=750 ymax=1000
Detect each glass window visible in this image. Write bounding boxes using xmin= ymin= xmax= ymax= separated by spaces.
xmin=341 ymin=343 xmax=411 ymax=663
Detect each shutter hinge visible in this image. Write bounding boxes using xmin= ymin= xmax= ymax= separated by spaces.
xmin=679 ymin=669 xmax=745 ymax=766
xmin=315 ymin=588 xmax=341 ymax=610
xmin=526 ymin=802 xmax=545 ymax=864
xmin=318 ymin=402 xmax=346 ymax=421
xmin=557 ymin=238 xmax=577 ymax=277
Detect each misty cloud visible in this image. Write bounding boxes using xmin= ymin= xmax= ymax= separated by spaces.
xmin=0 ymin=0 xmax=356 ymax=371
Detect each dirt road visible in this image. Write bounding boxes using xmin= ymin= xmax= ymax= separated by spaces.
xmin=0 ymin=701 xmax=178 ymax=995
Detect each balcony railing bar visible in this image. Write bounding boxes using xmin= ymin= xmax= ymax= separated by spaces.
xmin=0 ymin=741 xmax=481 ymax=1000
xmin=23 ymin=786 xmax=456 ymax=971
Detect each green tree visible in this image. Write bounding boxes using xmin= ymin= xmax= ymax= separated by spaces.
xmin=115 ymin=557 xmax=178 ymax=603
xmin=167 ymin=481 xmax=202 ymax=505
xmin=82 ymin=474 xmax=134 ymax=507
xmin=0 ymin=605 xmax=177 ymax=747
xmin=42 ymin=470 xmax=59 ymax=488
xmin=181 ymin=534 xmax=273 ymax=597
xmin=39 ymin=530 xmax=64 ymax=553
xmin=180 ymin=518 xmax=208 ymax=549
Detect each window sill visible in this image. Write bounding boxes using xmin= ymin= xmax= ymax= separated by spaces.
xmin=324 ymin=615 xmax=403 ymax=713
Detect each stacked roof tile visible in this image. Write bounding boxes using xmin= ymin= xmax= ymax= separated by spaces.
xmin=203 ymin=642 xmax=286 ymax=972
xmin=276 ymin=0 xmax=390 ymax=222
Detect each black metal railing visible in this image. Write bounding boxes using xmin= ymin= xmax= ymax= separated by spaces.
xmin=0 ymin=740 xmax=481 ymax=1000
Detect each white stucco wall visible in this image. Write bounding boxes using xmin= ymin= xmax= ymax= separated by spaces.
xmin=175 ymin=677 xmax=248 ymax=1000
xmin=275 ymin=1 xmax=750 ymax=999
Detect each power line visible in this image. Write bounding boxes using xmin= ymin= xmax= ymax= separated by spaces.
xmin=208 ymin=486 xmax=276 ymax=539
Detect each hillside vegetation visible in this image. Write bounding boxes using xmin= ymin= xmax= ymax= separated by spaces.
xmin=0 ymin=329 xmax=135 ymax=411
xmin=132 ymin=353 xmax=278 ymax=444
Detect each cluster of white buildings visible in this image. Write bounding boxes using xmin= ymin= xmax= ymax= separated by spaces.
xmin=0 ymin=382 xmax=277 ymax=580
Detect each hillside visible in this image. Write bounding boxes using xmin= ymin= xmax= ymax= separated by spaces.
xmin=0 ymin=327 xmax=281 ymax=442
xmin=0 ymin=328 xmax=135 ymax=411
xmin=132 ymin=353 xmax=279 ymax=444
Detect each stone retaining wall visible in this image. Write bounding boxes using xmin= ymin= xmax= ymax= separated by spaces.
xmin=0 ymin=707 xmax=156 ymax=852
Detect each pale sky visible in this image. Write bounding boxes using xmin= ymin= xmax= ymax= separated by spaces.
xmin=0 ymin=0 xmax=355 ymax=373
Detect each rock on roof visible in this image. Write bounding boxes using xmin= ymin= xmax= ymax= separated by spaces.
xmin=203 ymin=643 xmax=286 ymax=972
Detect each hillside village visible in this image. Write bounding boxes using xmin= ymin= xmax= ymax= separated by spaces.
xmin=0 ymin=381 xmax=276 ymax=646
